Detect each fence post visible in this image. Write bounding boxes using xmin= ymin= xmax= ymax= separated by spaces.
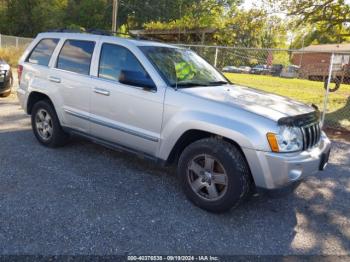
xmin=214 ymin=47 xmax=219 ymax=68
xmin=321 ymin=52 xmax=335 ymax=127
xmin=16 ymin=37 xmax=19 ymax=48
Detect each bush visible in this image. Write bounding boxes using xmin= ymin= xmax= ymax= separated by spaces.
xmin=0 ymin=47 xmax=25 ymax=67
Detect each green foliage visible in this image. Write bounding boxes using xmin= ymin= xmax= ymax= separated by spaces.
xmin=0 ymin=0 xmax=206 ymax=36
xmin=215 ymin=10 xmax=287 ymax=48
xmin=144 ymin=0 xmax=238 ymax=31
xmin=225 ymin=72 xmax=350 ymax=129
xmin=144 ymin=3 xmax=288 ymax=48
xmin=272 ymin=52 xmax=290 ymax=66
xmin=0 ymin=0 xmax=286 ymax=49
xmin=270 ymin=0 xmax=350 ymax=48
xmin=64 ymin=0 xmax=111 ymax=31
xmin=290 ymin=23 xmax=350 ymax=49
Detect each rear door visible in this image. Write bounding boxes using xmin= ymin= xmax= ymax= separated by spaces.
xmin=49 ymin=38 xmax=96 ymax=133
xmin=89 ymin=42 xmax=166 ymax=156
xmin=21 ymin=37 xmax=60 ymax=106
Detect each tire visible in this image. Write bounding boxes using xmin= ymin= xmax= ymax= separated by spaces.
xmin=324 ymin=76 xmax=341 ymax=92
xmin=178 ymin=137 xmax=252 ymax=213
xmin=0 ymin=90 xmax=11 ymax=97
xmin=31 ymin=100 xmax=69 ymax=148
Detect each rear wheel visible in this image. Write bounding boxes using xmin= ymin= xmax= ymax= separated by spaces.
xmin=31 ymin=100 xmax=69 ymax=147
xmin=324 ymin=76 xmax=341 ymax=92
xmin=178 ymin=137 xmax=252 ymax=213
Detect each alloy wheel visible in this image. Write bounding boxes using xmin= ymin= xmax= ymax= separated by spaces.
xmin=35 ymin=109 xmax=53 ymax=141
xmin=186 ymin=154 xmax=228 ymax=201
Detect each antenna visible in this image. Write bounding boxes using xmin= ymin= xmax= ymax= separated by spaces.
xmin=173 ymin=61 xmax=178 ymax=91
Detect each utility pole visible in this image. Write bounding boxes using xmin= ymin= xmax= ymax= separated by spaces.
xmin=112 ymin=0 xmax=118 ymax=33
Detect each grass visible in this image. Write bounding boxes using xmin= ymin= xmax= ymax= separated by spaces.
xmin=224 ymin=73 xmax=350 ymax=130
xmin=0 ymin=47 xmax=25 ymax=67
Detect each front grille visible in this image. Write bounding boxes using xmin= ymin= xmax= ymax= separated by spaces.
xmin=301 ymin=122 xmax=321 ymax=150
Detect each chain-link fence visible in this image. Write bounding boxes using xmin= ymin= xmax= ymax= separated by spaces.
xmin=0 ymin=33 xmax=348 ymax=131
xmin=177 ymin=44 xmax=350 ymax=131
xmin=0 ymin=34 xmax=33 ymax=48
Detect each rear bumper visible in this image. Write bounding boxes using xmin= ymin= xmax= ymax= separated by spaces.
xmin=243 ymin=132 xmax=331 ymax=190
xmin=16 ymin=87 xmax=27 ymax=110
xmin=0 ymin=87 xmax=11 ymax=94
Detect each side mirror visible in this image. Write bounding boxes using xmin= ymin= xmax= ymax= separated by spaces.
xmin=119 ymin=70 xmax=156 ymax=90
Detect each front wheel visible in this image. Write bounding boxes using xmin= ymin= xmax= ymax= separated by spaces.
xmin=178 ymin=137 xmax=252 ymax=213
xmin=31 ymin=100 xmax=69 ymax=147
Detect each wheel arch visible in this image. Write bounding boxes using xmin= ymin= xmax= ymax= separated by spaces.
xmin=167 ymin=129 xmax=257 ymax=194
xmin=27 ymin=91 xmax=54 ymax=115
xmin=166 ymin=129 xmax=251 ymax=170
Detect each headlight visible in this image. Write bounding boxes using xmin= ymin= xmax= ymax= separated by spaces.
xmin=267 ymin=126 xmax=303 ymax=152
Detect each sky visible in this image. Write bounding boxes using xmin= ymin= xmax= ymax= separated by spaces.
xmin=241 ymin=0 xmax=264 ymax=10
xmin=242 ymin=0 xmax=350 ymax=9
xmin=240 ymin=0 xmax=285 ymax=18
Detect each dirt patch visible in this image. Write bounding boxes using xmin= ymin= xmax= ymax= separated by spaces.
xmin=324 ymin=127 xmax=350 ymax=142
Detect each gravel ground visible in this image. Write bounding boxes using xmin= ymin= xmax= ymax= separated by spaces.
xmin=0 ymin=93 xmax=349 ymax=256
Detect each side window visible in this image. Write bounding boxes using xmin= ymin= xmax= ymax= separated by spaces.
xmin=26 ymin=38 xmax=59 ymax=66
xmin=98 ymin=43 xmax=147 ymax=82
xmin=56 ymin=40 xmax=95 ymax=75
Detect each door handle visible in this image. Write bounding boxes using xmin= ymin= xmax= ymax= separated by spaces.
xmin=94 ymin=88 xmax=110 ymax=96
xmin=48 ymin=76 xmax=61 ymax=83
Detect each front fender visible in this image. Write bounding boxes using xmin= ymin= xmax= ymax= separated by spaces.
xmin=158 ymin=110 xmax=276 ymax=160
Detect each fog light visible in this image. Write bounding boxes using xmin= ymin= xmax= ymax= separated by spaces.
xmin=288 ymin=169 xmax=302 ymax=181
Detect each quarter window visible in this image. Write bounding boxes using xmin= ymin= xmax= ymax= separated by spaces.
xmin=98 ymin=43 xmax=146 ymax=81
xmin=26 ymin=38 xmax=59 ymax=66
xmin=56 ymin=40 xmax=95 ymax=75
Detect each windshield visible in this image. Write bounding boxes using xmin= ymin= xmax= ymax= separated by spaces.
xmin=140 ymin=46 xmax=228 ymax=88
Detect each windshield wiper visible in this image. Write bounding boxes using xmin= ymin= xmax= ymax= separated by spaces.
xmin=208 ymin=81 xmax=229 ymax=86
xmin=171 ymin=82 xmax=210 ymax=88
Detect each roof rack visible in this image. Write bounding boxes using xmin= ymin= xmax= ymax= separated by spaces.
xmin=46 ymin=28 xmax=162 ymax=42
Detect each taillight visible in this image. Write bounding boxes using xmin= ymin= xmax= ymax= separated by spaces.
xmin=17 ymin=65 xmax=23 ymax=85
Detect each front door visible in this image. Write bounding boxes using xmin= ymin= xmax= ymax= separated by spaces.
xmin=89 ymin=43 xmax=165 ymax=156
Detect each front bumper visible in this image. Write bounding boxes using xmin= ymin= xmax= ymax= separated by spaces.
xmin=243 ymin=132 xmax=331 ymax=190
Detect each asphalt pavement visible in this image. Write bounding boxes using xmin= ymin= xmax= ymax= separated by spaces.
xmin=0 ymin=93 xmax=349 ymax=256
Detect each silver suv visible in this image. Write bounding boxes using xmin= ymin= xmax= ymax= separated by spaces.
xmin=17 ymin=32 xmax=331 ymax=212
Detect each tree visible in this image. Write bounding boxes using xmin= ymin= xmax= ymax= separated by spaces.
xmin=269 ymin=0 xmax=350 ymax=45
xmin=216 ymin=10 xmax=287 ymax=48
xmin=275 ymin=0 xmax=350 ymax=27
xmin=64 ymin=0 xmax=110 ymax=30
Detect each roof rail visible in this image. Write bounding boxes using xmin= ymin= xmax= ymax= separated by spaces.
xmin=47 ymin=28 xmax=132 ymax=37
xmin=45 ymin=28 xmax=160 ymax=41
xmin=48 ymin=28 xmax=82 ymax=34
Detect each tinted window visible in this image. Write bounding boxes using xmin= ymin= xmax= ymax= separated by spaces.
xmin=27 ymin=38 xmax=59 ymax=66
xmin=98 ymin=43 xmax=146 ymax=81
xmin=56 ymin=40 xmax=95 ymax=75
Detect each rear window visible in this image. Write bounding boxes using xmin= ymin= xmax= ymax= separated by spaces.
xmin=56 ymin=40 xmax=95 ymax=75
xmin=26 ymin=38 xmax=59 ymax=66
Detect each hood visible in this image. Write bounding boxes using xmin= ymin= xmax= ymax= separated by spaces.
xmin=180 ymin=84 xmax=315 ymax=122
